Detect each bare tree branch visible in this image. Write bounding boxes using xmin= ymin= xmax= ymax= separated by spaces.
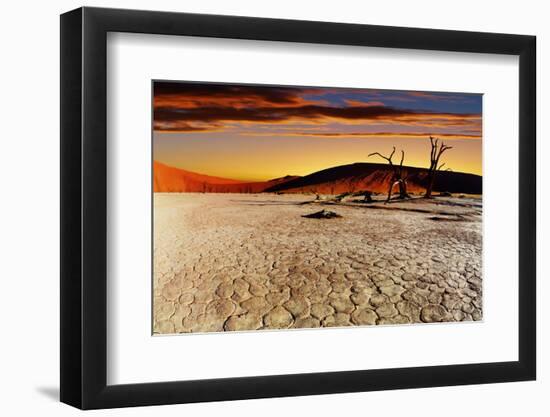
xmin=368 ymin=146 xmax=396 ymax=167
xmin=425 ymin=137 xmax=453 ymax=198
xmin=368 ymin=146 xmax=409 ymax=202
xmin=368 ymin=151 xmax=390 ymax=162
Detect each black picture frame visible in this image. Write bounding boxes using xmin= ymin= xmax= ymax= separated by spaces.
xmin=60 ymin=6 xmax=536 ymax=410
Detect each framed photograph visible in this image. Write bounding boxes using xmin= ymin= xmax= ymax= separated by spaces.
xmin=60 ymin=6 xmax=536 ymax=409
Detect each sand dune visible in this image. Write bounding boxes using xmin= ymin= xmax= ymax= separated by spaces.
xmin=153 ymin=161 xmax=299 ymax=193
xmin=153 ymin=161 xmax=482 ymax=195
xmin=153 ymin=161 xmax=244 ymax=192
xmin=266 ymin=163 xmax=482 ymax=195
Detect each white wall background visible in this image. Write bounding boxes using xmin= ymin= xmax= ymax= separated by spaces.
xmin=0 ymin=0 xmax=545 ymax=415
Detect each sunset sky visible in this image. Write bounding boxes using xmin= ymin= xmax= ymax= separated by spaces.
xmin=153 ymin=82 xmax=482 ymax=181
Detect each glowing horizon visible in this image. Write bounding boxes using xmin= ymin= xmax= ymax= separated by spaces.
xmin=153 ymin=82 xmax=482 ymax=181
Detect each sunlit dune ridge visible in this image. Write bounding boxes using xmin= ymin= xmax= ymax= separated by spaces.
xmin=153 ymin=161 xmax=482 ymax=195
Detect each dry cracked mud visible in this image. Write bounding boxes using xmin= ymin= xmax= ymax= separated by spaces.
xmin=153 ymin=193 xmax=482 ymax=334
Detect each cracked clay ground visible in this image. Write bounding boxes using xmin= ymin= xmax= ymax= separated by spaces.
xmin=153 ymin=193 xmax=482 ymax=334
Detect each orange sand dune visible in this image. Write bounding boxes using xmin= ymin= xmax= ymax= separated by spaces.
xmin=153 ymin=161 xmax=299 ymax=193
xmin=265 ymin=163 xmax=482 ymax=195
xmin=153 ymin=161 xmax=482 ymax=195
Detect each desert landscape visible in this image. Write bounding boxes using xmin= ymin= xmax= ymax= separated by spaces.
xmin=153 ymin=162 xmax=482 ymax=334
xmin=152 ymin=81 xmax=483 ymax=334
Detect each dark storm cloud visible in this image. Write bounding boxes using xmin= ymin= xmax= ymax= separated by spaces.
xmin=154 ymin=82 xmax=320 ymax=108
xmin=152 ymin=82 xmax=481 ymax=134
xmin=155 ymin=103 xmax=418 ymax=122
xmin=153 ymin=104 xmax=479 ymax=132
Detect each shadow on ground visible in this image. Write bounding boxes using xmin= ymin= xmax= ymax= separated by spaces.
xmin=35 ymin=386 xmax=59 ymax=401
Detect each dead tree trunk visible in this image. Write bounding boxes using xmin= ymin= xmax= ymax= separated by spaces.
xmin=369 ymin=147 xmax=410 ymax=202
xmin=310 ymin=187 xmax=320 ymax=200
xmin=425 ymin=136 xmax=452 ymax=198
xmin=395 ymin=150 xmax=409 ymax=198
xmin=363 ymin=191 xmax=373 ymax=203
xmin=386 ymin=179 xmax=395 ymax=203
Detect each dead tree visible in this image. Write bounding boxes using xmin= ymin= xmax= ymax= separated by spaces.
xmin=312 ymin=189 xmax=321 ymax=200
xmin=425 ymin=136 xmax=453 ymax=198
xmin=368 ymin=146 xmax=410 ymax=202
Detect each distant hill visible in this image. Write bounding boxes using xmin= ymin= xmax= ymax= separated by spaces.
xmin=153 ymin=161 xmax=481 ymax=195
xmin=153 ymin=161 xmax=299 ymax=193
xmin=265 ymin=162 xmax=482 ymax=195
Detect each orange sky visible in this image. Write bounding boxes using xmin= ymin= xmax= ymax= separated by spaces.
xmin=153 ymin=82 xmax=482 ymax=181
